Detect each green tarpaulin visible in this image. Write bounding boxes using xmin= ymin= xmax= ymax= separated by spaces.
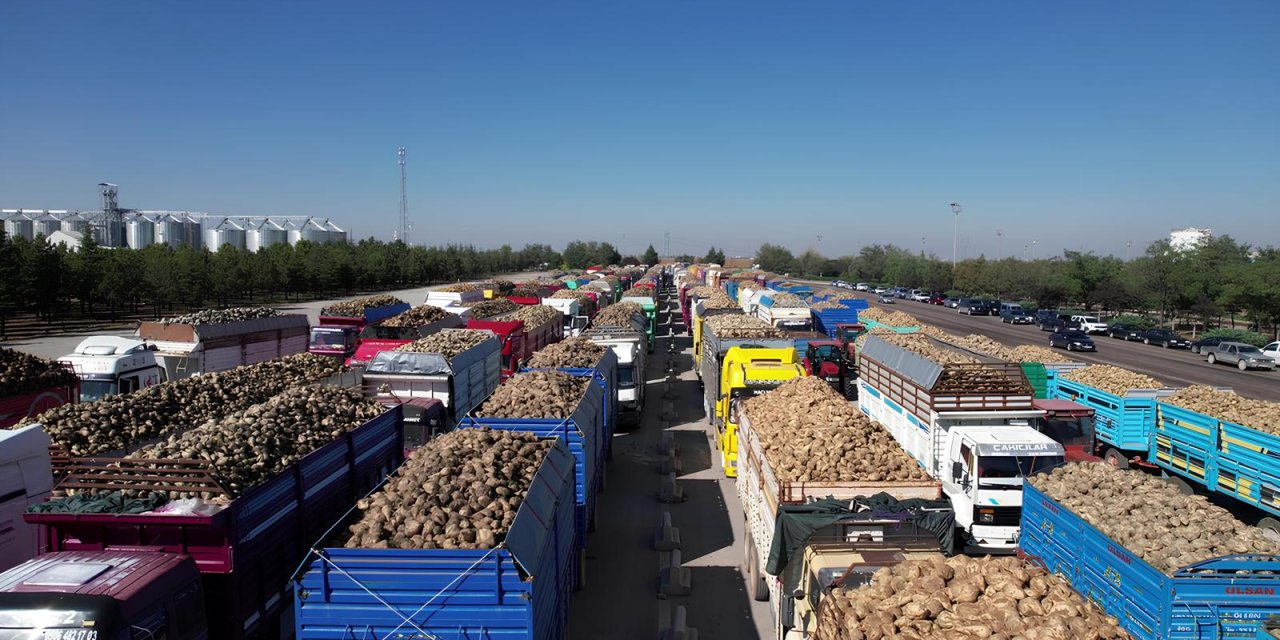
xmin=765 ymin=492 xmax=955 ymax=584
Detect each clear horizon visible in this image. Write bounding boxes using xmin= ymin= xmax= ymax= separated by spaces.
xmin=3 ymin=1 xmax=1277 ymax=259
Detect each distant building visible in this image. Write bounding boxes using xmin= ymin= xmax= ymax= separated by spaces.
xmin=1169 ymin=227 xmax=1212 ymax=251
xmin=46 ymin=229 xmax=86 ymax=251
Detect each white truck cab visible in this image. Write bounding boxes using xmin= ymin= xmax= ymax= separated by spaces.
xmin=58 ymin=336 xmax=166 ymax=401
xmin=943 ymin=427 xmax=1064 ymax=552
xmin=585 ymin=326 xmax=647 ymax=424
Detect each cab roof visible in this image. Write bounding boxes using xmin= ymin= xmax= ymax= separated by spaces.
xmin=0 ymin=552 xmax=194 ymax=600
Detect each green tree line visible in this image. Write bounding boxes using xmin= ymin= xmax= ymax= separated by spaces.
xmin=0 ymin=230 xmax=564 ymax=337
xmin=756 ymin=238 xmax=1280 ymax=336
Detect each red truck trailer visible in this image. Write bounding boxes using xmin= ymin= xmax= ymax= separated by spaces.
xmin=308 ymin=301 xmax=411 ymax=362
xmin=0 ymin=349 xmax=79 ymax=429
xmin=467 ymin=317 xmax=564 ymax=379
xmin=344 ymin=312 xmax=465 ymax=368
xmin=10 ymin=406 xmax=404 ymax=639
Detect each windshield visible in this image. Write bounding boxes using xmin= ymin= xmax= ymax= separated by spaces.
xmin=1039 ymin=416 xmax=1094 ymax=447
xmin=1079 ymin=316 xmax=1099 ymax=322
xmin=1062 ymin=332 xmax=1088 ymax=339
xmin=309 ymin=329 xmax=349 ymax=350
xmin=979 ymin=455 xmax=1064 ymax=479
xmin=617 ymin=366 xmax=636 ymax=389
xmin=77 ymin=379 xmax=117 ymax=402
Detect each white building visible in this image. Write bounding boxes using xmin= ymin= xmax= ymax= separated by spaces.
xmin=1169 ymin=227 xmax=1212 ymax=251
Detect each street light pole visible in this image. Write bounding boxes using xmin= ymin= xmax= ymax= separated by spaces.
xmin=949 ymin=203 xmax=962 ymax=267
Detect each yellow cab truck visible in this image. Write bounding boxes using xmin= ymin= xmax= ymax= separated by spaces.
xmin=691 ymin=301 xmax=741 ymax=385
xmin=698 ymin=316 xmax=802 ymax=476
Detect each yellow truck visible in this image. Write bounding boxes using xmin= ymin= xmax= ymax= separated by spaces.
xmin=700 ymin=344 xmax=804 ymax=477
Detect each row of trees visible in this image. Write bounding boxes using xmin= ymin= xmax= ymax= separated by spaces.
xmin=0 ymin=231 xmax=566 ymax=336
xmin=754 ymin=239 xmax=1280 ymax=336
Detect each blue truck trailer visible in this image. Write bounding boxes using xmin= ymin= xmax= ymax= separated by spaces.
xmin=458 ymin=380 xmax=606 ymax=586
xmin=811 ymin=306 xmax=862 ymax=337
xmin=523 ymin=348 xmax=619 ymax=461
xmin=1021 ymin=480 xmax=1280 ymax=639
xmin=294 ymin=438 xmax=577 ymax=640
xmin=1048 ymin=376 xmax=1172 ymax=467
xmin=1153 ymin=402 xmax=1280 ymax=532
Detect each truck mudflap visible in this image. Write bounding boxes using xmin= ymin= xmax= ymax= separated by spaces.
xmin=1021 ymin=481 xmax=1280 ymax=640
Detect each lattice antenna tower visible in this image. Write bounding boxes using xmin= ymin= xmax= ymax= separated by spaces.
xmin=398 ymin=147 xmax=409 ymax=245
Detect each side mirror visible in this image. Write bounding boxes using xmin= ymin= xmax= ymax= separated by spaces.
xmin=792 ymin=588 xmax=805 ymax=600
xmin=951 ymin=461 xmax=963 ymax=479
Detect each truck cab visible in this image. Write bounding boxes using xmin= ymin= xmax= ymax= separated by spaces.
xmin=717 ymin=347 xmax=804 ymax=477
xmin=58 ymin=336 xmax=165 ymax=401
xmin=944 ymin=428 xmax=1064 ymax=553
xmin=0 ymin=551 xmax=209 ymax=640
xmin=786 ymin=536 xmax=943 ymax=640
xmin=1030 ymin=398 xmax=1100 ymax=462
xmin=585 ymin=327 xmax=647 ymax=425
xmin=308 ymin=324 xmax=360 ymax=361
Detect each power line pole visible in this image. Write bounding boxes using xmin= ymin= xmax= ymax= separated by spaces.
xmin=664 ymin=231 xmax=670 ymax=259
xmin=398 ymin=147 xmax=409 ymax=245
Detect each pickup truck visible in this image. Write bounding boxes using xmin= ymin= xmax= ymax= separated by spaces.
xmin=1071 ymin=314 xmax=1108 ymax=334
xmin=1206 ymin=341 xmax=1276 ymax=371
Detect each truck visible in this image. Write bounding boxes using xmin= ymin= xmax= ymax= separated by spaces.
xmin=756 ymin=295 xmax=813 ymax=330
xmin=457 ymin=379 xmax=606 ymax=587
xmin=468 ymin=313 xmax=564 ymax=380
xmin=542 ymin=296 xmax=589 ymax=337
xmin=57 ymin=336 xmax=166 ymax=401
xmin=0 ymin=426 xmax=53 ymax=572
xmin=423 ymin=288 xmax=485 ymax=309
xmin=0 ymin=354 xmax=78 ymax=430
xmin=361 ymin=332 xmax=502 ymax=447
xmin=801 ymin=339 xmax=856 ymax=399
xmin=9 ymin=406 xmax=404 ymax=639
xmin=344 ymin=308 xmax=466 ymax=368
xmin=136 ymin=314 xmax=310 ymax=382
xmin=619 ymin=295 xmax=656 ymax=352
xmin=1049 ymin=373 xmax=1173 ymax=468
xmin=524 ymin=349 xmax=619 ymax=460
xmin=585 ymin=315 xmax=649 ymax=426
xmin=309 ymin=300 xmax=412 ymax=361
xmin=1021 ymin=477 xmax=1280 ymax=639
xmin=735 ymin=401 xmax=951 ymax=639
xmin=294 ymin=437 xmax=577 ymax=640
xmin=857 ymin=335 xmax=1067 ymax=553
xmin=698 ymin=334 xmax=800 ymax=476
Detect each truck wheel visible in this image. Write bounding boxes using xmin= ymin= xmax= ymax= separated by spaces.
xmin=1162 ymin=475 xmax=1194 ymax=495
xmin=1103 ymin=448 xmax=1130 ymax=469
xmin=1207 ymin=353 xmax=1217 ymax=364
xmin=1191 ymin=346 xmax=1199 ymax=354
xmin=750 ymin=549 xmax=769 ymax=602
xmin=1143 ymin=338 xmax=1150 ymax=345
xmin=1258 ymin=517 xmax=1280 ymax=540
xmin=1239 ymin=360 xmax=1249 ymax=371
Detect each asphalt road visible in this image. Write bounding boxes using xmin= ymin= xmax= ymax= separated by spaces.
xmin=569 ymin=291 xmax=773 ymax=640
xmin=806 ymin=285 xmax=1280 ymax=403
xmin=1 ymin=272 xmax=547 ymax=361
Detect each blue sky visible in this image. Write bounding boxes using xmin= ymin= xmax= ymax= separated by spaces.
xmin=2 ymin=1 xmax=1277 ymax=259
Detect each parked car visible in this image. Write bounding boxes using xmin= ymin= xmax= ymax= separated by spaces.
xmin=1190 ymin=336 xmax=1228 ymax=354
xmin=1107 ymin=323 xmax=1145 ymax=340
xmin=873 ymin=286 xmax=887 ymax=294
xmin=1071 ymin=315 xmax=1108 ymax=334
xmin=1265 ymin=342 xmax=1280 ymax=359
xmin=855 ymin=283 xmax=869 ymax=291
xmin=1035 ymin=309 xmax=1058 ymax=326
xmin=944 ymin=297 xmax=961 ymax=308
xmin=1049 ymin=330 xmax=1096 ymax=352
xmin=1206 ymin=342 xmax=1276 ymax=371
xmin=877 ymin=293 xmax=895 ymax=304
xmin=999 ymin=304 xmax=1033 ymax=324
xmin=893 ymin=287 xmax=911 ymax=299
xmin=928 ymin=292 xmax=946 ymax=305
xmin=1139 ymin=328 xmax=1192 ymax=349
xmin=1039 ymin=314 xmax=1079 ymax=332
xmin=957 ymin=298 xmax=993 ymax=316
xmin=909 ymin=290 xmax=930 ymax=302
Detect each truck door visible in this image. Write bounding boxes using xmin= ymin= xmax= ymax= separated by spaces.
xmin=119 ymin=375 xmax=140 ymax=395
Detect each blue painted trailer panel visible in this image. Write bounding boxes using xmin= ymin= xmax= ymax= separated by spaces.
xmin=1051 ymin=378 xmax=1162 ymax=452
xmin=1021 ymin=481 xmax=1280 ymax=639
xmin=811 ymin=308 xmax=862 ymax=337
xmin=1155 ymin=403 xmax=1280 ymax=518
xmin=363 ymin=302 xmax=413 ymax=324
xmin=295 ymin=439 xmax=577 ymax=640
xmin=522 ymin=348 xmax=619 ymax=463
xmin=459 ymin=381 xmax=605 ymax=548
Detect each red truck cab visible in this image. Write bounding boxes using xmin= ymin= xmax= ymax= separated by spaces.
xmin=0 ymin=550 xmax=208 ymax=639
xmin=467 ymin=317 xmax=563 ymax=380
xmin=1031 ymin=399 xmax=1101 ymax=463
xmin=308 ymin=317 xmax=362 ymax=361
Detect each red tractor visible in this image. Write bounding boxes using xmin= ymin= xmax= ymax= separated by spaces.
xmin=803 ymin=339 xmax=857 ymax=399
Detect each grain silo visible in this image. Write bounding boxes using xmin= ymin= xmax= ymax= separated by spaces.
xmin=248 ymin=219 xmax=288 ymax=252
xmin=33 ymin=215 xmax=62 ymax=239
xmin=126 ymin=215 xmax=156 ymax=249
xmin=205 ymin=218 xmax=246 ymax=252
xmin=3 ymin=213 xmax=34 ymax=241
xmin=324 ymin=220 xmax=348 ymax=245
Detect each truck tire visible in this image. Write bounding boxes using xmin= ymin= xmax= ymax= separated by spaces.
xmin=1207 ymin=353 xmax=1217 ymax=364
xmin=751 ymin=548 xmax=769 ymax=602
xmin=1258 ymin=517 xmax=1280 ymax=540
xmin=1162 ymin=475 xmax=1194 ymax=495
xmin=1103 ymin=448 xmax=1130 ymax=469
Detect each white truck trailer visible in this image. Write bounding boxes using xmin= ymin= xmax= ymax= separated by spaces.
xmin=856 ymin=334 xmax=1065 ymax=553
xmin=542 ymin=297 xmax=588 ymax=337
xmin=584 ymin=324 xmax=647 ymax=425
xmin=136 ymin=314 xmax=310 ymax=381
xmin=755 ymin=294 xmax=813 ymax=330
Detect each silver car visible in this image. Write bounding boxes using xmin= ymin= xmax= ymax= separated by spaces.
xmin=1206 ymin=342 xmax=1276 ymax=371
